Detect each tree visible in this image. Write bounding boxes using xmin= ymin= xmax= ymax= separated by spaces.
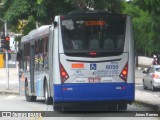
xmin=65 ymin=0 xmax=123 ymax=12
xmin=123 ymin=0 xmax=160 ymax=56
xmin=0 ymin=0 xmax=124 ymax=42
xmin=135 ymin=0 xmax=160 ymax=16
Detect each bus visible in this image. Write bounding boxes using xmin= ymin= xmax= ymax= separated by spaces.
xmin=19 ymin=10 xmax=135 ymax=111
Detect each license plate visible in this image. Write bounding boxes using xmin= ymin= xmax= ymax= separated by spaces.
xmin=88 ymin=77 xmax=101 ymax=83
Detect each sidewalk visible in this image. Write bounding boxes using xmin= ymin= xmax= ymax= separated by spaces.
xmin=0 ymin=67 xmax=160 ymax=110
xmin=135 ymin=90 xmax=160 ymax=110
xmin=0 ymin=67 xmax=19 ymax=95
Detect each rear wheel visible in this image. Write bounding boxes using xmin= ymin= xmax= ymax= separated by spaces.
xmin=44 ymin=81 xmax=53 ymax=105
xmin=25 ymin=80 xmax=36 ymax=102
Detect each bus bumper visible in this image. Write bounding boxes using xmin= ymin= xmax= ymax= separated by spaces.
xmin=53 ymin=83 xmax=134 ymax=110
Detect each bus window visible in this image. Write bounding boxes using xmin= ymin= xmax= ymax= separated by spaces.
xmin=61 ymin=26 xmax=73 ymax=50
xmin=24 ymin=43 xmax=30 ymax=71
xmin=44 ymin=37 xmax=48 ymax=53
xmin=35 ymin=40 xmax=39 ymax=70
xmin=116 ymin=35 xmax=124 ymax=49
xmin=39 ymin=38 xmax=43 ymax=70
xmin=61 ymin=14 xmax=126 ymax=56
xmin=103 ymin=38 xmax=114 ymax=49
xmin=44 ymin=37 xmax=48 ymax=69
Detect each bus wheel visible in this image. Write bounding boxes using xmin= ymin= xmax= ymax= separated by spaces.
xmin=25 ymin=81 xmax=36 ymax=102
xmin=44 ymin=81 xmax=53 ymax=105
xmin=118 ymin=103 xmax=127 ymax=110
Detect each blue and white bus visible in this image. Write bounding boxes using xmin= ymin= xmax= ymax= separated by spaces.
xmin=19 ymin=10 xmax=135 ymax=111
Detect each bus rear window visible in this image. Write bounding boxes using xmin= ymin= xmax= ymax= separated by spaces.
xmin=61 ymin=13 xmax=126 ymax=55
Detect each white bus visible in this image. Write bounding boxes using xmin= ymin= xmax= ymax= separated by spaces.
xmin=19 ymin=10 xmax=135 ymax=111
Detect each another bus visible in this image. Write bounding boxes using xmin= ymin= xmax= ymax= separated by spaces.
xmin=19 ymin=10 xmax=135 ymax=111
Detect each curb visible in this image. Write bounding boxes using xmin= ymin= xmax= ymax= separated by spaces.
xmin=0 ymin=90 xmax=19 ymax=95
xmin=134 ymin=100 xmax=159 ymax=110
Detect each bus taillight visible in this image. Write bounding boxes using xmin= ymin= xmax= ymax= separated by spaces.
xmin=89 ymin=52 xmax=97 ymax=56
xmin=60 ymin=63 xmax=69 ymax=83
xmin=119 ymin=62 xmax=128 ymax=82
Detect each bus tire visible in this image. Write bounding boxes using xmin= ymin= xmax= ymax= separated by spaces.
xmin=25 ymin=80 xmax=36 ymax=102
xmin=44 ymin=81 xmax=53 ymax=105
xmin=118 ymin=103 xmax=127 ymax=110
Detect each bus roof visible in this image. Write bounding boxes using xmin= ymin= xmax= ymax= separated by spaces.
xmin=21 ymin=25 xmax=51 ymax=43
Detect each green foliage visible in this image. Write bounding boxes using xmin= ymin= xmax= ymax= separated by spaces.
xmin=23 ymin=16 xmax=36 ymax=35
xmin=2 ymin=0 xmax=160 ymax=56
xmin=14 ymin=35 xmax=22 ymax=43
xmin=134 ymin=0 xmax=160 ymax=16
xmin=0 ymin=0 xmax=125 ymax=36
xmin=3 ymin=0 xmax=30 ymax=22
xmin=65 ymin=0 xmax=123 ymax=12
xmin=123 ymin=1 xmax=160 ymax=55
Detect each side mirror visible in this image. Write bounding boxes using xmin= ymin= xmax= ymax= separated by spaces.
xmin=54 ymin=21 xmax=58 ymax=28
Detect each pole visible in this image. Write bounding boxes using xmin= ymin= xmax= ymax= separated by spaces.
xmin=4 ymin=21 xmax=9 ymax=90
xmin=0 ymin=18 xmax=9 ymax=89
xmin=4 ymin=22 xmax=7 ymax=36
xmin=5 ymin=50 xmax=9 ymax=89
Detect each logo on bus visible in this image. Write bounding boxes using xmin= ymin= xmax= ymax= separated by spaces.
xmin=90 ymin=64 xmax=97 ymax=70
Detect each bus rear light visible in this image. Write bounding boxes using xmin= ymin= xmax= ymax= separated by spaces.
xmin=60 ymin=63 xmax=69 ymax=83
xmin=119 ymin=62 xmax=128 ymax=82
xmin=89 ymin=52 xmax=97 ymax=56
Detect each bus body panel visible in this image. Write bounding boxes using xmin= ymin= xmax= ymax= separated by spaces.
xmin=59 ymin=53 xmax=128 ymax=83
xmin=53 ymin=13 xmax=135 ymax=108
xmin=53 ymin=83 xmax=134 ymax=102
xmin=126 ymin=16 xmax=135 ymax=84
xmin=20 ymin=25 xmax=52 ymax=97
xmin=53 ymin=16 xmax=62 ymax=85
xmin=19 ymin=11 xmax=134 ymax=111
xmin=57 ymin=53 xmax=133 ymax=103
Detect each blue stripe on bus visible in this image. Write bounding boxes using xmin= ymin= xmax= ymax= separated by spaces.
xmin=53 ymin=83 xmax=134 ymax=102
xmin=36 ymin=80 xmax=43 ymax=96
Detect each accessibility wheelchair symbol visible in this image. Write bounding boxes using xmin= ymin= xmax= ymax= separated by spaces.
xmin=90 ymin=64 xmax=97 ymax=70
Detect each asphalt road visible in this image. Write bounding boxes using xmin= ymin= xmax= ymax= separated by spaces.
xmin=0 ymin=94 xmax=158 ymax=120
xmin=0 ymin=94 xmax=152 ymax=111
